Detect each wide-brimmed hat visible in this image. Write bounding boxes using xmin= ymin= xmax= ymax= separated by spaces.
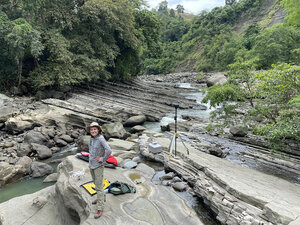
xmin=86 ymin=122 xmax=102 ymax=133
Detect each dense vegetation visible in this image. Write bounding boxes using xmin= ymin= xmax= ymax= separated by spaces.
xmin=144 ymin=0 xmax=300 ymax=74
xmin=0 ymin=0 xmax=160 ymax=91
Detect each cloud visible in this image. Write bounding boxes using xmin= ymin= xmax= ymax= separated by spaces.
xmin=146 ymin=0 xmax=225 ymax=14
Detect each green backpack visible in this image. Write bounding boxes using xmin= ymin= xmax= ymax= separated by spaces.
xmin=108 ymin=181 xmax=136 ymax=195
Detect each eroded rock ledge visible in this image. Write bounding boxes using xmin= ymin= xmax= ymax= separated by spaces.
xmin=138 ymin=133 xmax=300 ymax=225
xmin=0 ymin=154 xmax=202 ymax=225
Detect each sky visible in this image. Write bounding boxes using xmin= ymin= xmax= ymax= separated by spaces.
xmin=145 ymin=0 xmax=225 ymax=14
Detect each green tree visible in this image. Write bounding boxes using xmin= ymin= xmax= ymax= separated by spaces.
xmin=250 ymin=24 xmax=300 ymax=68
xmin=281 ymin=0 xmax=300 ymax=26
xmin=6 ymin=18 xmax=43 ymax=88
xmin=202 ymin=61 xmax=300 ymax=151
xmin=158 ymin=0 xmax=168 ymax=14
xmin=176 ymin=4 xmax=184 ymax=14
xmin=225 ymin=0 xmax=236 ymax=6
xmin=169 ymin=8 xmax=175 ymax=18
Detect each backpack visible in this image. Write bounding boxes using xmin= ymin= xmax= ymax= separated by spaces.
xmin=108 ymin=181 xmax=136 ymax=195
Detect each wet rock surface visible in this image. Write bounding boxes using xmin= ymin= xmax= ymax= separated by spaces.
xmin=0 ymin=156 xmax=203 ymax=225
xmin=0 ymin=73 xmax=299 ymax=225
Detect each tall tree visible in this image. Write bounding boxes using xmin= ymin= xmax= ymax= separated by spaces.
xmin=225 ymin=0 xmax=236 ymax=6
xmin=6 ymin=18 xmax=43 ymax=88
xmin=176 ymin=4 xmax=184 ymax=14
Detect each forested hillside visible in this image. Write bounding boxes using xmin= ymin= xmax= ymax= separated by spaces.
xmin=0 ymin=0 xmax=299 ymax=92
xmin=0 ymin=0 xmax=160 ymax=91
xmin=144 ymin=0 xmax=300 ymax=74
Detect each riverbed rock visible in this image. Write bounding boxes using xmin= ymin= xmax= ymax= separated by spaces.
xmin=160 ymin=172 xmax=175 ymax=180
xmin=130 ymin=125 xmax=146 ymax=134
xmin=31 ymin=161 xmax=53 ymax=178
xmin=172 ymin=182 xmax=187 ymax=192
xmin=4 ymin=142 xmax=14 ymax=148
xmin=122 ymin=160 xmax=137 ymax=169
xmin=16 ymin=156 xmax=32 ymax=173
xmin=5 ymin=115 xmax=40 ymax=134
xmin=206 ymin=73 xmax=227 ymax=87
xmin=108 ymin=138 xmax=136 ymax=151
xmin=24 ymin=130 xmax=48 ymax=145
xmin=117 ymin=151 xmax=137 ymax=160
xmin=135 ymin=163 xmax=156 ymax=179
xmin=59 ymin=134 xmax=74 ymax=143
xmin=0 ymin=155 xmax=202 ymax=225
xmin=0 ymin=105 xmax=17 ymax=123
xmin=123 ymin=115 xmax=146 ymax=127
xmin=55 ymin=138 xmax=68 ymax=147
xmin=208 ymin=145 xmax=224 ymax=158
xmin=31 ymin=143 xmax=52 ymax=159
xmin=102 ymin=122 xmax=128 ymax=139
xmin=160 ymin=124 xmax=171 ymax=132
xmin=43 ymin=173 xmax=58 ymax=183
xmin=0 ymin=162 xmax=27 ymax=187
xmin=16 ymin=143 xmax=32 ymax=157
xmin=77 ymin=135 xmax=90 ymax=151
xmin=230 ymin=126 xmax=248 ymax=137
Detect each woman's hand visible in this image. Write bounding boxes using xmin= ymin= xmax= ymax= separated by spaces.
xmin=96 ymin=156 xmax=103 ymax=162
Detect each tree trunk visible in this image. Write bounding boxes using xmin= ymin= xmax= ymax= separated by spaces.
xmin=18 ymin=58 xmax=23 ymax=88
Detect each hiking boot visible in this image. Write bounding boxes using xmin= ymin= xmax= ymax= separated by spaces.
xmin=92 ymin=199 xmax=98 ymax=205
xmin=94 ymin=210 xmax=103 ymax=219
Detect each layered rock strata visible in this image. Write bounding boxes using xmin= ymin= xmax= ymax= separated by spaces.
xmin=139 ymin=134 xmax=300 ymax=225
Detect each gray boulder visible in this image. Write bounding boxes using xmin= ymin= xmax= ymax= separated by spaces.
xmin=206 ymin=73 xmax=227 ymax=87
xmin=160 ymin=172 xmax=175 ymax=181
xmin=0 ymin=105 xmax=17 ymax=123
xmin=77 ymin=135 xmax=90 ymax=151
xmin=122 ymin=161 xmax=137 ymax=169
xmin=24 ymin=130 xmax=48 ymax=145
xmin=160 ymin=124 xmax=170 ymax=132
xmin=172 ymin=182 xmax=187 ymax=192
xmin=117 ymin=151 xmax=137 ymax=160
xmin=108 ymin=138 xmax=135 ymax=151
xmin=123 ymin=115 xmax=146 ymax=127
xmin=16 ymin=156 xmax=32 ymax=173
xmin=0 ymin=162 xmax=27 ymax=187
xmin=59 ymin=135 xmax=74 ymax=143
xmin=43 ymin=173 xmax=58 ymax=183
xmin=230 ymin=126 xmax=248 ymax=137
xmin=31 ymin=161 xmax=53 ymax=178
xmin=55 ymin=139 xmax=68 ymax=147
xmin=130 ymin=125 xmax=146 ymax=134
xmin=16 ymin=143 xmax=32 ymax=157
xmin=31 ymin=143 xmax=52 ymax=160
xmin=5 ymin=115 xmax=39 ymax=134
xmin=208 ymin=145 xmax=224 ymax=158
xmin=102 ymin=122 xmax=127 ymax=139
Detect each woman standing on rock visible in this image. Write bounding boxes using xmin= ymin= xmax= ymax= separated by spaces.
xmin=87 ymin=122 xmax=112 ymax=219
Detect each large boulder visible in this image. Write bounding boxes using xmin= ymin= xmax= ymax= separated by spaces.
xmin=108 ymin=138 xmax=136 ymax=151
xmin=123 ymin=115 xmax=146 ymax=127
xmin=16 ymin=156 xmax=32 ymax=173
xmin=0 ymin=162 xmax=27 ymax=187
xmin=16 ymin=143 xmax=32 ymax=157
xmin=31 ymin=143 xmax=52 ymax=160
xmin=77 ymin=135 xmax=90 ymax=151
xmin=5 ymin=115 xmax=40 ymax=134
xmin=24 ymin=130 xmax=48 ymax=145
xmin=59 ymin=135 xmax=74 ymax=143
xmin=130 ymin=125 xmax=146 ymax=134
xmin=31 ymin=161 xmax=53 ymax=178
xmin=102 ymin=122 xmax=128 ymax=139
xmin=230 ymin=126 xmax=248 ymax=137
xmin=43 ymin=173 xmax=58 ymax=183
xmin=0 ymin=106 xmax=17 ymax=123
xmin=206 ymin=73 xmax=227 ymax=87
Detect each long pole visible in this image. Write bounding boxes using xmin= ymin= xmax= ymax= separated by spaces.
xmin=174 ymin=106 xmax=177 ymax=156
